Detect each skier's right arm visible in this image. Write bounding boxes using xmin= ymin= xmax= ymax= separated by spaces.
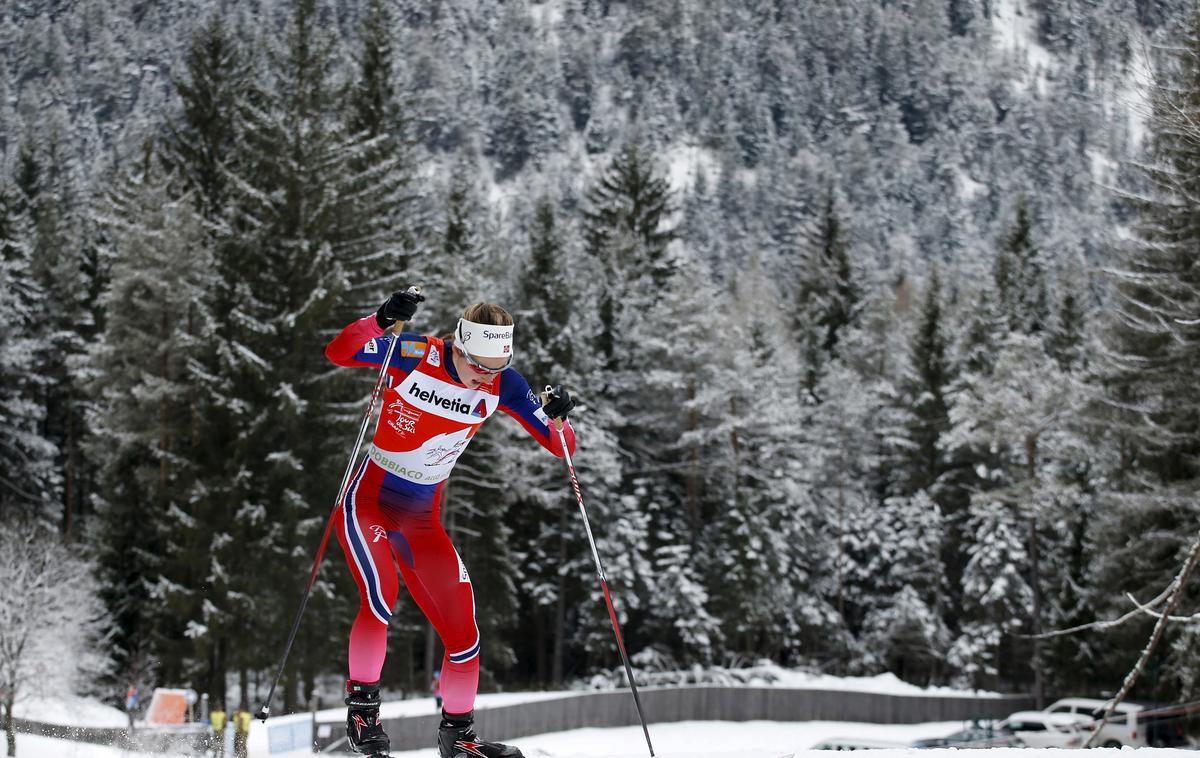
xmin=326 ymin=290 xmax=428 ymax=368
xmin=325 ymin=316 xmax=428 ymax=368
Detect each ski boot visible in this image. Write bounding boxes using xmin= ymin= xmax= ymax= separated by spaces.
xmin=345 ymin=680 xmax=390 ymax=756
xmin=438 ymin=710 xmax=524 ymax=758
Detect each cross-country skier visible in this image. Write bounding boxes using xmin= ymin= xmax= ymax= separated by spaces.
xmin=325 ymin=290 xmax=576 ymax=758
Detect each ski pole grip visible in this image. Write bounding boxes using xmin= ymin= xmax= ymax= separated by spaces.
xmin=541 ymin=385 xmax=564 ymax=431
xmin=391 ymin=284 xmax=423 ymax=335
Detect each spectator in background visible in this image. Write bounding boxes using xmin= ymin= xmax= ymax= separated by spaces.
xmin=431 ymin=670 xmax=442 ymax=711
xmin=234 ymin=708 xmax=251 ymax=758
xmin=124 ymin=685 xmax=139 ymax=731
xmin=210 ymin=707 xmax=227 ymax=757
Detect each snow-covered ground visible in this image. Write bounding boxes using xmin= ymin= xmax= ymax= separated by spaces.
xmin=14 ymin=716 xmax=1199 ymax=758
xmin=7 ymin=673 xmax=1190 ymax=758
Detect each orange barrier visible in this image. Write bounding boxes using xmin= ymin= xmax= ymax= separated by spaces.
xmin=145 ymin=689 xmax=189 ymax=726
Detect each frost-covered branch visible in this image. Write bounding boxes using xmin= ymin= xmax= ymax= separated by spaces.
xmin=1025 ymin=583 xmax=1175 ymax=639
xmin=1083 ymin=529 xmax=1200 ymax=748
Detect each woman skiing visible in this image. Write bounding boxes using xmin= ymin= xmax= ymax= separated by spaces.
xmin=325 ymin=289 xmax=576 ymax=758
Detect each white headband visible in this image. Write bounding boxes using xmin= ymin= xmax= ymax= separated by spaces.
xmin=456 ymin=319 xmax=514 ymax=358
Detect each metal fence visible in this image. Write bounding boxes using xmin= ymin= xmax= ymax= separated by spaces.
xmin=12 ymin=717 xmax=210 ymax=752
xmin=311 ymin=687 xmax=1036 ymax=753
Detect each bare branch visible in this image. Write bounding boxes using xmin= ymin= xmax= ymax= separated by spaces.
xmin=1083 ymin=529 xmax=1200 ymax=748
xmin=1023 ymin=583 xmax=1174 ymax=639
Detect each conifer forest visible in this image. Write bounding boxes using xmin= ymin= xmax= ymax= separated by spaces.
xmin=3 ymin=0 xmax=1200 ymax=715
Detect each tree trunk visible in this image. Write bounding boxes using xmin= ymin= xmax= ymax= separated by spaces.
xmin=4 ymin=698 xmax=15 ymax=758
xmin=552 ymin=506 xmax=568 ymax=685
xmin=1026 ymin=433 xmax=1044 ymax=707
xmin=63 ymin=398 xmax=76 ymax=541
xmin=1029 ymin=514 xmax=1044 ymax=707
xmin=425 ymin=623 xmax=436 ymax=688
xmin=210 ymin=635 xmax=226 ymax=709
xmin=836 ymin=481 xmax=846 ymax=623
xmin=685 ymin=376 xmax=700 ymax=545
xmin=239 ymin=668 xmax=249 ymax=711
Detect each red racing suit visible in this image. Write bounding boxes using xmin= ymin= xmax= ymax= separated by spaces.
xmin=325 ymin=315 xmax=575 ymax=714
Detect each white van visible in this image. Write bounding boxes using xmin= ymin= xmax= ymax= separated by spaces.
xmin=1043 ymin=697 xmax=1144 ymax=747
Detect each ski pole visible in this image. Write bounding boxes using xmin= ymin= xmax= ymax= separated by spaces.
xmin=256 ymin=285 xmax=421 ymax=721
xmin=546 ymin=394 xmax=655 ymax=757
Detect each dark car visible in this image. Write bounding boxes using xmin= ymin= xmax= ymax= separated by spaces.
xmin=911 ymin=720 xmax=1024 ymax=749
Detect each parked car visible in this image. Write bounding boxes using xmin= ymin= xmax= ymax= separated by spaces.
xmin=910 ymin=720 xmax=1023 ymax=749
xmin=1044 ymin=697 xmax=1144 ymax=748
xmin=998 ymin=711 xmax=1093 ymax=748
xmin=812 ymin=737 xmax=909 ymax=750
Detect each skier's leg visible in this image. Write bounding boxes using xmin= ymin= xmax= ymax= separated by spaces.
xmin=391 ymin=505 xmax=480 ymax=715
xmin=334 ymin=461 xmax=401 ymax=683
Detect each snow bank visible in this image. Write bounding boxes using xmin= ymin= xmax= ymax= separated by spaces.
xmin=11 ymin=693 xmax=130 ymax=728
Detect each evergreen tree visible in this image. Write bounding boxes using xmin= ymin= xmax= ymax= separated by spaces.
xmin=582 ymin=135 xmax=677 ymax=372
xmin=486 ymin=1 xmax=561 ymax=179
xmin=160 ymin=11 xmax=242 ymax=221
xmin=993 ymin=197 xmax=1050 ymax=335
xmin=948 ymin=497 xmax=1032 ymax=690
xmin=943 ymin=332 xmax=1080 ymax=696
xmin=1088 ymin=7 xmax=1200 ymax=698
xmin=859 ymin=491 xmax=951 ymax=685
xmin=340 ymin=0 xmax=420 ymax=315
xmin=89 ymin=152 xmax=211 ymax=699
xmin=785 ymin=182 xmax=861 ymax=397
xmin=0 ymin=176 xmax=56 ymax=518
xmin=890 ymin=269 xmax=952 ymax=498
xmin=1045 ymin=267 xmax=1088 ymax=372
xmin=505 ymin=195 xmax=589 ymax=685
xmin=211 ymin=0 xmax=376 ymax=708
xmin=22 ymin=108 xmax=102 ymax=539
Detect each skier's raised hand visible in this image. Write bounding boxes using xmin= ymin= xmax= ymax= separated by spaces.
xmin=375 ymin=287 xmax=425 ymax=329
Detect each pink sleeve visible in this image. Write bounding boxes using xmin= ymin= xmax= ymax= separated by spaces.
xmin=325 ymin=315 xmax=386 ymax=367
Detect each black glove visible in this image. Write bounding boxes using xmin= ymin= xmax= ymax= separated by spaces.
xmin=375 ymin=288 xmax=425 ymax=329
xmin=542 ymin=385 xmax=576 ymax=420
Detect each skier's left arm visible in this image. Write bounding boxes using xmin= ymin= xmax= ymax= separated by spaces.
xmin=498 ymin=371 xmax=577 ymax=457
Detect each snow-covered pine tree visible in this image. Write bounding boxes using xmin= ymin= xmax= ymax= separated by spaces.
xmin=943 ymin=331 xmax=1080 ymax=696
xmin=160 ymin=11 xmax=242 ymax=222
xmin=89 ymin=149 xmax=213 ymax=697
xmin=215 ymin=0 xmax=379 ymax=708
xmin=699 ymin=255 xmax=836 ymax=667
xmin=888 ymin=268 xmax=953 ymax=499
xmin=502 ymin=195 xmax=598 ymax=684
xmin=948 ymin=495 xmax=1033 ymax=691
xmin=627 ymin=257 xmax=724 ymax=668
xmin=993 ymin=197 xmax=1051 ymax=336
xmin=338 ymin=0 xmax=421 ymax=318
xmin=0 ymin=174 xmax=56 ymax=520
xmin=484 ymin=1 xmax=562 ymax=180
xmin=860 ymin=491 xmax=951 ymax=685
xmin=783 ymin=181 xmax=861 ymax=398
xmin=1087 ymin=6 xmax=1200 ymax=698
xmin=575 ymin=134 xmax=681 ymax=668
xmin=583 ymin=134 xmax=678 ymax=323
xmin=20 ymin=102 xmax=103 ymax=539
